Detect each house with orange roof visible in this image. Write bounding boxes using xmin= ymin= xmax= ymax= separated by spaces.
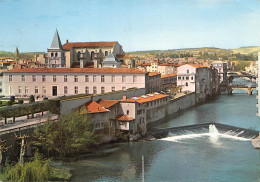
xmin=177 ymin=64 xmax=219 ymax=102
xmin=79 ymin=100 xmax=114 ymax=142
xmin=161 ymin=73 xmax=177 ymax=85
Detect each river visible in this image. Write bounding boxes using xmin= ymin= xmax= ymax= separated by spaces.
xmin=64 ymin=78 xmax=260 ymax=182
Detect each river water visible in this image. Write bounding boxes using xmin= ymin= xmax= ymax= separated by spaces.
xmin=65 ymin=78 xmax=260 ymax=182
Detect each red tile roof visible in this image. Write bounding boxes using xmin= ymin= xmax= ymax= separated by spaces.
xmin=80 ymin=100 xmax=109 ymax=114
xmin=161 ymin=73 xmax=177 ymax=78
xmin=116 ymin=115 xmax=134 ymax=121
xmin=63 ymin=42 xmax=117 ymax=50
xmin=148 ymin=72 xmax=161 ymax=77
xmin=140 ymin=63 xmax=151 ymax=66
xmin=125 ymin=93 xmax=169 ymax=104
xmin=188 ymin=64 xmax=208 ymax=68
xmin=7 ymin=68 xmax=147 ymax=74
xmin=98 ymin=99 xmax=119 ymax=109
xmin=159 ymin=63 xmax=177 ymax=66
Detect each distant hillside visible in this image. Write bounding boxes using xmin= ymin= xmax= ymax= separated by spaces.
xmin=0 ymin=50 xmax=43 ymax=59
xmin=230 ymin=46 xmax=260 ymax=56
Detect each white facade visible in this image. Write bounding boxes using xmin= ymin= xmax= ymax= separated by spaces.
xmin=211 ymin=61 xmax=227 ymax=84
xmin=3 ymin=68 xmax=147 ymax=98
xmin=177 ymin=64 xmax=196 ymax=92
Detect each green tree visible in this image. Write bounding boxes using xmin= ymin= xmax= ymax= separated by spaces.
xmin=33 ymin=111 xmax=99 ymax=158
xmin=10 ymin=96 xmax=15 ymax=103
xmin=29 ymin=95 xmax=35 ymax=103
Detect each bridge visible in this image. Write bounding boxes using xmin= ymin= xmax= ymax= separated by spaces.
xmin=229 ymin=84 xmax=256 ymax=95
xmin=228 ymin=73 xmax=256 ymax=83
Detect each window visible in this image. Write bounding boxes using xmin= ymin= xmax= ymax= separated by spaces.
xmin=35 ymin=86 xmax=38 ymax=94
xmin=112 ymin=87 xmax=115 ymax=92
xmin=53 ymin=75 xmax=56 ymax=82
xmin=186 ymin=82 xmax=188 ymax=86
xmin=186 ymin=76 xmax=189 ymax=80
xmin=42 ymin=75 xmax=46 ymax=82
xmin=91 ymin=51 xmax=95 ymax=60
xmin=122 ymin=87 xmax=126 ymax=91
xmin=85 ymin=86 xmax=89 ymax=94
xmin=18 ymin=86 xmax=22 ymax=94
xmin=191 ymin=76 xmax=193 ymax=80
xmin=74 ymin=75 xmax=78 ymax=82
xmin=187 ymin=70 xmax=189 ymax=73
xmin=111 ymin=75 xmax=115 ymax=82
xmin=55 ymin=52 xmax=58 ymax=57
xmin=133 ymin=75 xmax=137 ymax=82
xmin=9 ymin=75 xmax=12 ymax=82
xmin=85 ymin=75 xmax=89 ymax=82
xmin=101 ymin=75 xmax=105 ymax=82
xmin=122 ymin=75 xmax=126 ymax=82
xmin=182 ymin=77 xmax=184 ymax=80
xmin=25 ymin=86 xmax=28 ymax=94
xmin=32 ymin=75 xmax=36 ymax=82
xmin=127 ymin=110 xmax=129 ymax=115
xmin=105 ymin=51 xmax=108 ymax=56
xmin=93 ymin=75 xmax=96 ymax=82
xmin=93 ymin=86 xmax=97 ymax=94
xmin=101 ymin=87 xmax=105 ymax=94
xmin=21 ymin=75 xmax=25 ymax=82
xmin=51 ymin=53 xmax=53 ymax=57
xmin=64 ymin=75 xmax=68 ymax=82
xmin=64 ymin=86 xmax=68 ymax=94
xmin=42 ymin=87 xmax=46 ymax=94
xmin=178 ymin=76 xmax=181 ymax=80
xmin=74 ymin=86 xmax=78 ymax=94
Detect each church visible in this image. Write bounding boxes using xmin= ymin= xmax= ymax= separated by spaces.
xmin=47 ymin=30 xmax=133 ymax=69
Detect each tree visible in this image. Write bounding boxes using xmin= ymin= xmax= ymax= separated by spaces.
xmin=10 ymin=96 xmax=15 ymax=104
xmin=29 ymin=95 xmax=35 ymax=103
xmin=33 ymin=111 xmax=99 ymax=158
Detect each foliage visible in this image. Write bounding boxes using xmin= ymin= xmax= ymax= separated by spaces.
xmin=10 ymin=96 xmax=15 ymax=103
xmin=0 ymin=152 xmax=51 ymax=182
xmin=0 ymin=100 xmax=48 ymax=119
xmin=33 ymin=111 xmax=100 ymax=158
xmin=29 ymin=95 xmax=35 ymax=103
xmin=43 ymin=97 xmax=48 ymax=100
xmin=234 ymin=61 xmax=250 ymax=71
xmin=6 ymin=101 xmax=12 ymax=106
xmin=18 ymin=99 xmax=24 ymax=104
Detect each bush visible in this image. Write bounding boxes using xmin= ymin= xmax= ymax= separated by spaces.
xmin=0 ymin=101 xmax=2 ymax=105
xmin=18 ymin=99 xmax=24 ymax=104
xmin=29 ymin=95 xmax=35 ymax=103
xmin=10 ymin=96 xmax=15 ymax=103
xmin=0 ymin=153 xmax=52 ymax=182
xmin=7 ymin=101 xmax=12 ymax=106
xmin=43 ymin=97 xmax=48 ymax=100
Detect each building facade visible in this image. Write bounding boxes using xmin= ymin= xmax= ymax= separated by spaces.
xmin=211 ymin=61 xmax=227 ymax=85
xmin=3 ymin=68 xmax=148 ymax=98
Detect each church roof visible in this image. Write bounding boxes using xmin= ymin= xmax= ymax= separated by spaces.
xmin=102 ymin=53 xmax=119 ymax=64
xmin=63 ymin=42 xmax=117 ymax=50
xmin=50 ymin=30 xmax=63 ymax=49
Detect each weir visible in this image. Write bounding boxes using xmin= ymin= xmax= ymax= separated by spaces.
xmin=148 ymin=123 xmax=259 ymax=140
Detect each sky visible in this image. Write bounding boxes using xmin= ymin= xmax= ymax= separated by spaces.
xmin=0 ymin=0 xmax=260 ymax=52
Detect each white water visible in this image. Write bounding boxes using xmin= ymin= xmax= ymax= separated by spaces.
xmin=160 ymin=124 xmax=251 ymax=142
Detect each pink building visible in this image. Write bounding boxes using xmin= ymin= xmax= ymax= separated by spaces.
xmin=3 ymin=68 xmax=148 ymax=98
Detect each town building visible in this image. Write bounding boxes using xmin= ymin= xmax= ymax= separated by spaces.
xmin=3 ymin=68 xmax=149 ymax=98
xmin=211 ymin=61 xmax=227 ymax=85
xmin=102 ymin=53 xmax=121 ymax=68
xmin=177 ymin=64 xmax=219 ymax=102
xmin=148 ymin=72 xmax=161 ymax=93
xmin=138 ymin=60 xmax=179 ymax=75
xmin=78 ymin=92 xmax=169 ymax=141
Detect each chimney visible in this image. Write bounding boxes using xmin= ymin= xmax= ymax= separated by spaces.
xmin=66 ymin=39 xmax=68 ymax=43
xmin=123 ymin=95 xmax=127 ymax=101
